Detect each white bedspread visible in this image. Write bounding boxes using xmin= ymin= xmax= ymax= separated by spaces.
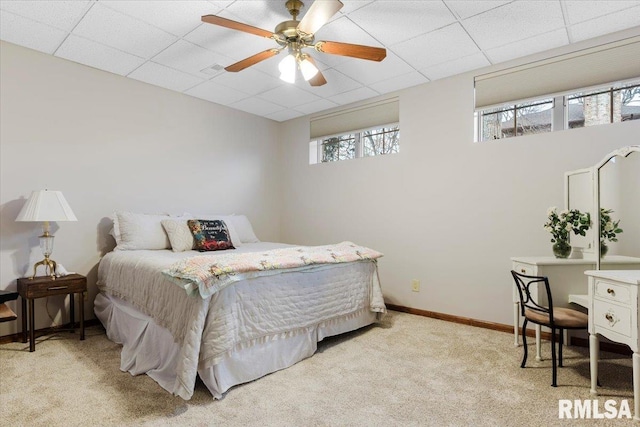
xmin=96 ymin=243 xmax=385 ymax=399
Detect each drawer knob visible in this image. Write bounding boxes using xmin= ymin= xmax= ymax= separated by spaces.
xmin=605 ymin=311 xmax=619 ymax=326
xmin=520 ymin=269 xmax=526 ymax=274
xmin=47 ymin=286 xmax=68 ymax=291
xmin=607 ymin=288 xmax=615 ymax=296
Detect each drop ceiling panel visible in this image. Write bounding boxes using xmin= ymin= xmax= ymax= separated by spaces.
xmin=258 ymin=85 xmax=322 ymax=108
xmin=265 ymin=109 xmax=305 ymax=122
xmin=444 ymin=1 xmax=511 ymax=20
xmin=564 ymin=1 xmax=640 ymax=25
xmin=462 ymin=0 xmax=565 ymax=50
xmin=0 ymin=11 xmax=68 ymax=54
xmin=0 ymin=0 xmax=91 ymax=31
xmin=212 ymin=67 xmax=283 ymax=95
xmin=368 ymin=71 xmax=429 ymax=95
xmin=328 ymin=86 xmax=380 ymax=106
xmin=332 ymin=51 xmax=414 ymax=86
xmin=485 ymin=29 xmax=569 ymax=65
xmin=569 ymin=8 xmax=640 ymax=42
xmin=229 ymin=97 xmax=284 ymax=116
xmin=151 ymin=39 xmax=233 ymax=79
xmin=391 ymin=23 xmax=480 ymax=71
xmin=185 ymin=79 xmax=250 ymax=105
xmin=295 ymin=99 xmax=340 ymax=115
xmin=72 ymin=3 xmax=177 ymax=58
xmin=55 ymin=34 xmax=146 ymax=76
xmin=128 ymin=61 xmax=205 ymax=92
xmin=347 ymin=1 xmax=457 ymax=46
xmin=420 ymin=52 xmax=490 ymax=81
xmin=101 ymin=0 xmax=219 ymax=37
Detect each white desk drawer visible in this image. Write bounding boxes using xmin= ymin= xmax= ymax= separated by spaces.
xmin=513 ymin=263 xmax=534 ymax=276
xmin=594 ymin=299 xmax=632 ymax=338
xmin=595 ymin=280 xmax=631 ymax=305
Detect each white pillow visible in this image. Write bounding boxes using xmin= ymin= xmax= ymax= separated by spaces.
xmin=165 ymin=216 xmax=243 ymax=252
xmin=112 ymin=211 xmax=181 ymax=250
xmin=161 ymin=219 xmax=195 ymax=252
xmin=228 ymin=215 xmax=260 ymax=243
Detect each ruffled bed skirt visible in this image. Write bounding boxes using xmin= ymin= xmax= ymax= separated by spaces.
xmin=94 ymin=292 xmax=377 ymax=399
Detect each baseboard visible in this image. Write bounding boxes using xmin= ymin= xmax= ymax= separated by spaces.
xmin=0 ymin=318 xmax=102 ymax=345
xmin=386 ymin=304 xmax=631 ymax=355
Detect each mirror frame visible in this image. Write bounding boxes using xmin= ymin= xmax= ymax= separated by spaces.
xmin=595 ymin=145 xmax=640 ymax=270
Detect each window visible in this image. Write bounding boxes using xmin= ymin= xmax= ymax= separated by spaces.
xmin=479 ymin=99 xmax=553 ymax=140
xmin=567 ymin=83 xmax=640 ymax=128
xmin=310 ymin=125 xmax=400 ymax=164
xmin=475 ymin=81 xmax=639 ymax=142
xmin=321 ymin=133 xmax=356 ymax=162
xmin=362 ymin=126 xmax=400 ymax=157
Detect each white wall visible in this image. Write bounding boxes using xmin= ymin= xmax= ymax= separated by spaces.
xmin=0 ymin=41 xmax=282 ymax=335
xmin=278 ymin=55 xmax=640 ymax=326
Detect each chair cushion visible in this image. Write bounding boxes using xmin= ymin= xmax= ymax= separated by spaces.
xmin=524 ymin=307 xmax=588 ymax=328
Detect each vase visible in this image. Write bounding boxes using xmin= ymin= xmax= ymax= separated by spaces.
xmin=600 ymin=242 xmax=608 ymax=258
xmin=552 ymin=241 xmax=571 ymax=258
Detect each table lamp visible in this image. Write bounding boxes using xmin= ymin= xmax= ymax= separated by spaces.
xmin=15 ymin=190 xmax=77 ymax=279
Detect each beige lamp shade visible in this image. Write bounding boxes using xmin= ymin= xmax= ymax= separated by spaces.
xmin=16 ymin=190 xmax=77 ymax=222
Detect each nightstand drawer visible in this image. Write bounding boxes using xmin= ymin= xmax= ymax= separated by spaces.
xmin=18 ymin=274 xmax=86 ymax=298
xmin=594 ymin=299 xmax=632 ymax=338
xmin=513 ymin=263 xmax=534 ymax=276
xmin=595 ymin=280 xmax=631 ymax=305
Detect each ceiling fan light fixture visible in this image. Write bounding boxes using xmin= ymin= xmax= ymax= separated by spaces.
xmin=279 ymin=53 xmax=297 ymax=83
xmin=299 ymin=56 xmax=319 ymax=81
xmin=202 ymin=0 xmax=384 ymax=87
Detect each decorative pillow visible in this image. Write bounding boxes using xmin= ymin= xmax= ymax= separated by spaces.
xmin=228 ymin=215 xmax=260 ymax=243
xmin=112 ymin=212 xmax=174 ymax=250
xmin=187 ymin=219 xmax=235 ymax=252
xmin=161 ymin=219 xmax=195 ymax=252
xmin=191 ymin=215 xmax=243 ymax=248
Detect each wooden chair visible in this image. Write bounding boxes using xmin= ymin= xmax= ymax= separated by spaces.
xmin=511 ymin=270 xmax=588 ymax=387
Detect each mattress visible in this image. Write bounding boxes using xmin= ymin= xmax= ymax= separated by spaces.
xmin=95 ymin=242 xmax=386 ymax=399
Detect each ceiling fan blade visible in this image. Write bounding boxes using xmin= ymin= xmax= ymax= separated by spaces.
xmin=202 ymin=15 xmax=274 ymax=39
xmin=225 ymin=49 xmax=280 ymax=72
xmin=305 ymin=56 xmax=327 ymax=86
xmin=315 ymin=40 xmax=386 ymax=62
xmin=297 ymin=0 xmax=343 ymax=36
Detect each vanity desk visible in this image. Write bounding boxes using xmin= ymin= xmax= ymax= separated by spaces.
xmin=511 ymin=256 xmax=640 ymax=361
xmin=586 ymin=270 xmax=640 ymax=420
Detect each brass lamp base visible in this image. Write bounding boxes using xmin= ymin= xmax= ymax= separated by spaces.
xmin=30 ymin=256 xmax=57 ymax=280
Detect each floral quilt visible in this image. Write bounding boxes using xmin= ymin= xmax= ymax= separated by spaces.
xmin=163 ymin=241 xmax=383 ymax=298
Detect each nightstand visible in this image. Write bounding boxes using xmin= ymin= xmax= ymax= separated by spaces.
xmin=17 ymin=274 xmax=86 ymax=352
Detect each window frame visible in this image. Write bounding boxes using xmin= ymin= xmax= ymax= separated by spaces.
xmin=311 ymin=122 xmax=400 ymax=165
xmin=474 ymin=80 xmax=640 ymax=142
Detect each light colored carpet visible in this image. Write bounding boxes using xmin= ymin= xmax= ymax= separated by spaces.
xmin=0 ymin=311 xmax=635 ymax=426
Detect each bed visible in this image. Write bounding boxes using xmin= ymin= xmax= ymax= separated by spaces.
xmin=95 ymin=214 xmax=386 ymax=400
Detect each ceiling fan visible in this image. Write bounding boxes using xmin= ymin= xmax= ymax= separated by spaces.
xmin=201 ymin=0 xmax=387 ymax=86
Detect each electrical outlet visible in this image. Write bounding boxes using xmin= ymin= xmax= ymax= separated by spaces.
xmin=411 ymin=279 xmax=420 ymax=292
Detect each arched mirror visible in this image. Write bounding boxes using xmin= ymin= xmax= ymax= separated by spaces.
xmin=595 ymin=145 xmax=640 ymax=270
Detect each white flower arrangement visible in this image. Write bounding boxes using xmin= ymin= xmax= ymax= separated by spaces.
xmin=544 ymin=207 xmax=591 ymax=244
